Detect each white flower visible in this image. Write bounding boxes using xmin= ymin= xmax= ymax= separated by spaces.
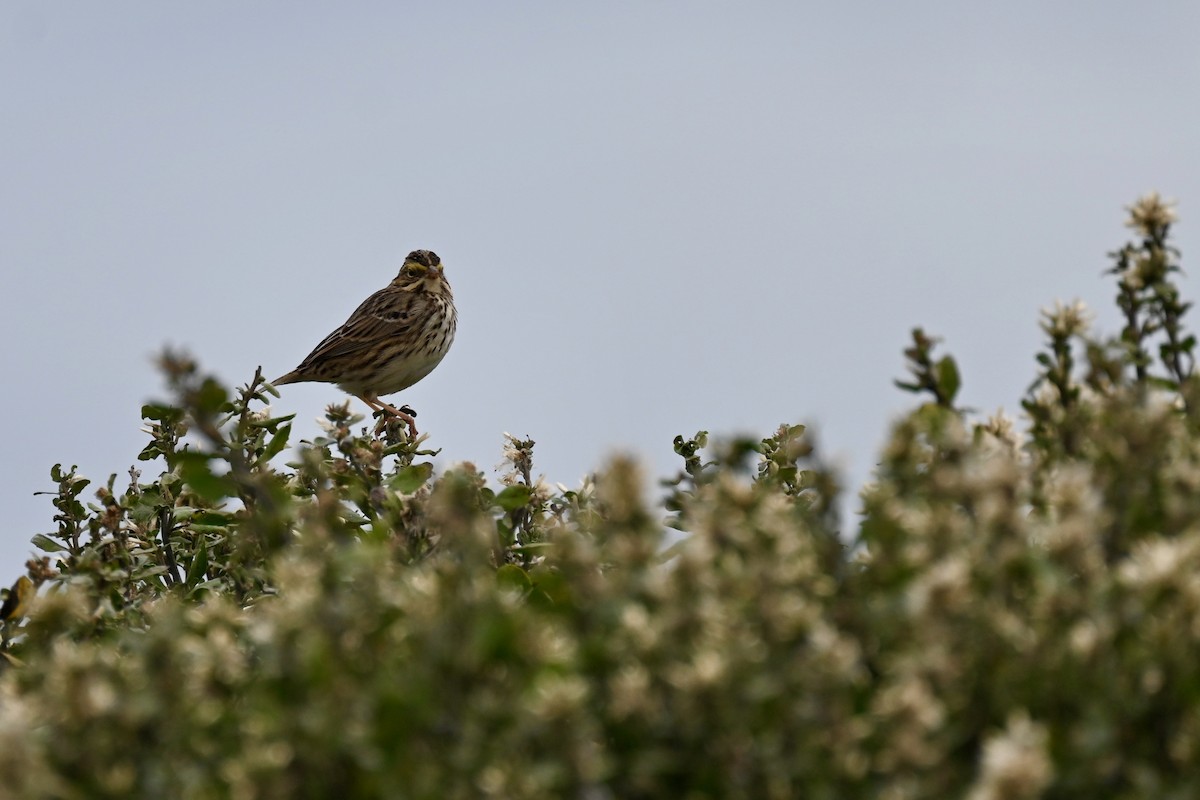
xmin=528 ymin=674 xmax=589 ymax=720
xmin=1039 ymin=299 xmax=1092 ymax=340
xmin=968 ymin=711 xmax=1053 ymax=800
xmin=979 ymin=409 xmax=1023 ymax=452
xmin=608 ymin=665 xmax=651 ymax=719
xmin=1126 ymin=191 xmax=1178 ymax=237
xmin=1119 ymin=536 xmax=1195 ymax=589
xmin=907 ymin=556 xmax=970 ymax=616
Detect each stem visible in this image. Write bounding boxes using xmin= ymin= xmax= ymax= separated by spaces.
xmin=158 ymin=507 xmax=181 ymax=586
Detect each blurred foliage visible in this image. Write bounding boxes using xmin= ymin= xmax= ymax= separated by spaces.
xmin=2 ymin=194 xmax=1200 ymax=797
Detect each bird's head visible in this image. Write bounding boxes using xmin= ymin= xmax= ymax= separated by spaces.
xmin=395 ymin=249 xmax=450 ymax=293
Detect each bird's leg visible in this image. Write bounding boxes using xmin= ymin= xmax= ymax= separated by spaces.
xmin=357 ymin=394 xmax=419 ymax=437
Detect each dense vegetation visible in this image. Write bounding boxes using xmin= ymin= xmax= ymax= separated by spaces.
xmin=0 ymin=194 xmax=1195 ymax=798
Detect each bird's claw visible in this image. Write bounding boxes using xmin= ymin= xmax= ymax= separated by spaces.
xmin=372 ymin=407 xmax=419 ymax=439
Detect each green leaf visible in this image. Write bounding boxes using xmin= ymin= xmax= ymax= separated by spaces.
xmin=391 ymin=463 xmax=434 ymax=493
xmin=138 ymin=442 xmax=164 ymax=462
xmin=260 ymin=424 xmax=292 ymax=463
xmin=193 ymin=511 xmax=233 ymax=526
xmin=186 ymin=525 xmax=230 ymax=536
xmin=30 ymin=534 xmax=67 ymax=553
xmin=192 ymin=578 xmax=228 ymax=592
xmin=936 ymin=356 xmax=961 ymax=405
xmin=172 ymin=506 xmax=200 ymax=521
xmin=495 ymin=485 xmax=533 ymax=511
xmin=178 ymin=454 xmax=237 ymax=502
xmin=529 ymin=570 xmax=572 ymax=609
xmin=1148 ymin=375 xmax=1179 ymax=391
xmin=247 ymin=413 xmax=297 ymax=429
xmin=496 ymin=564 xmax=532 ymax=593
xmin=195 ymin=378 xmax=230 ymax=417
xmin=132 ymin=564 xmax=169 ymax=581
xmin=141 ymin=404 xmax=184 ymax=423
xmin=186 ymin=537 xmax=209 ymax=586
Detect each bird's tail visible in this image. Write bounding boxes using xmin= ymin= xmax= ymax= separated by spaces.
xmin=272 ymin=371 xmax=302 ymax=386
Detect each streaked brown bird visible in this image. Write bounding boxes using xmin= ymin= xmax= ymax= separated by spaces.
xmin=274 ymin=249 xmax=456 ymax=436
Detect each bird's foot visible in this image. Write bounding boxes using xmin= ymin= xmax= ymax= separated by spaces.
xmin=372 ymin=403 xmax=419 ymax=438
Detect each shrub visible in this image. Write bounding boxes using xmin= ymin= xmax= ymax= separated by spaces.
xmin=0 ymin=193 xmax=1195 ymax=798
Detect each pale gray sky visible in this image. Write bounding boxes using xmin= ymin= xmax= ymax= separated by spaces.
xmin=3 ymin=2 xmax=1199 ymax=575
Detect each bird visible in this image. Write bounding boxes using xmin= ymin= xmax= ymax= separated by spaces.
xmin=274 ymin=249 xmax=456 ymax=436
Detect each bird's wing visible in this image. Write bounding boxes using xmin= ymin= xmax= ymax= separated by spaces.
xmin=292 ymin=288 xmax=434 ymax=368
